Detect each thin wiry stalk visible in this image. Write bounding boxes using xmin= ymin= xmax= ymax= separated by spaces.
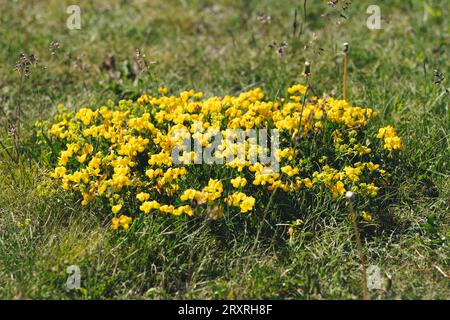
xmin=348 ymin=198 xmax=369 ymax=300
xmin=293 ymin=8 xmax=298 ymax=38
xmin=296 ymin=61 xmax=311 ymax=145
xmin=0 ymin=139 xmax=14 ymax=161
xmin=15 ymin=72 xmax=24 ymax=162
xmin=343 ymin=54 xmax=348 ymax=100
xmin=343 ymin=43 xmax=349 ymax=101
xmin=299 ymin=0 xmax=307 ymax=37
xmin=299 ymin=76 xmax=310 ymax=132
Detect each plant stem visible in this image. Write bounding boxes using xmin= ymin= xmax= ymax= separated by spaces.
xmin=299 ymin=0 xmax=307 ymax=37
xmin=348 ymin=199 xmax=369 ymax=300
xmin=343 ymin=52 xmax=348 ymax=101
xmin=253 ymin=188 xmax=277 ymax=250
xmin=15 ymin=72 xmax=24 ymax=162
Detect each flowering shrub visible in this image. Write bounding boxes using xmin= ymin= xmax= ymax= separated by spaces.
xmin=36 ymin=85 xmax=403 ymax=230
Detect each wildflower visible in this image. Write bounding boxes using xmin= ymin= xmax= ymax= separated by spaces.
xmin=159 ymin=86 xmax=169 ymax=95
xmin=51 ymin=166 xmax=66 ymax=179
xmin=111 ymin=217 xmax=120 ymax=230
xmin=331 ymin=181 xmax=346 ymax=198
xmin=303 ymin=178 xmax=313 ymax=189
xmin=181 ymin=189 xmax=199 ymax=201
xmin=112 ymin=214 xmax=132 ymax=230
xmin=362 ymin=211 xmax=373 ymax=222
xmin=172 ymin=205 xmax=193 ymax=216
xmin=136 ymin=192 xmax=150 ymax=202
xmin=281 ymin=165 xmax=299 ymax=177
xmin=203 ymin=179 xmax=223 ymax=202
xmin=240 ymin=196 xmax=255 ymax=213
xmin=77 ymin=154 xmax=87 ymax=163
xmin=140 ymin=201 xmax=160 ymax=213
xmin=159 ymin=204 xmax=175 ymax=214
xmin=231 ymin=176 xmax=247 ymax=188
xmin=112 ymin=204 xmax=122 ymax=214
xmin=366 ymin=162 xmax=380 ymax=172
xmin=287 ymin=84 xmax=307 ymax=96
xmin=377 ymin=126 xmax=403 ymax=151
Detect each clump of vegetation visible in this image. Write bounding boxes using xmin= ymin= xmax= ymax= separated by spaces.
xmin=37 ymin=84 xmax=402 ymax=231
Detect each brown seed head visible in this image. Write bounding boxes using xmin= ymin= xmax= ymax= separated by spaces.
xmin=343 ymin=42 xmax=349 ymax=53
xmin=304 ymin=61 xmax=311 ymax=77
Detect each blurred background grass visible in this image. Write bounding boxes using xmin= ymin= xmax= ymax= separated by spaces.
xmin=0 ymin=0 xmax=449 ymax=299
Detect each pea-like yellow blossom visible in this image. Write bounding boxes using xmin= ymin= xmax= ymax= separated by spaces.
xmin=112 ymin=215 xmax=132 ymax=230
xmin=112 ymin=204 xmax=122 ymax=214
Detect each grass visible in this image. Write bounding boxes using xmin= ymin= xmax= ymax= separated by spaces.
xmin=0 ymin=0 xmax=449 ymax=299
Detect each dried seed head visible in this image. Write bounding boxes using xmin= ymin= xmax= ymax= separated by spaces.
xmin=49 ymin=41 xmax=60 ymax=56
xmin=257 ymin=14 xmax=271 ymax=25
xmin=135 ymin=49 xmax=148 ymax=71
xmin=343 ymin=42 xmax=349 ymax=53
xmin=8 ymin=123 xmax=16 ymax=137
xmin=268 ymin=41 xmax=288 ymax=56
xmin=15 ymin=52 xmax=38 ymax=78
xmin=29 ymin=54 xmax=37 ymax=65
xmin=434 ymin=69 xmax=445 ymax=85
xmin=74 ymin=55 xmax=88 ymax=71
xmin=328 ymin=0 xmax=339 ymax=7
xmin=345 ymin=190 xmax=354 ymax=200
xmin=304 ymin=61 xmax=311 ymax=77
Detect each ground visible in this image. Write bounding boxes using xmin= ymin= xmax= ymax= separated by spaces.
xmin=0 ymin=0 xmax=449 ymax=299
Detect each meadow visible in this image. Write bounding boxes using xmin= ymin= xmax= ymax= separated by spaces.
xmin=0 ymin=0 xmax=449 ymax=299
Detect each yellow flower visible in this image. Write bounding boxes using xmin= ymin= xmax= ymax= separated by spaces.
xmin=111 ymin=217 xmax=120 ymax=230
xmin=77 ymin=154 xmax=87 ymax=163
xmin=384 ymin=136 xmax=403 ymax=151
xmin=159 ymin=204 xmax=175 ymax=214
xmin=226 ymin=192 xmax=255 ymax=213
xmin=172 ymin=205 xmax=193 ymax=216
xmin=344 ymin=166 xmax=362 ymax=182
xmin=231 ymin=176 xmax=247 ymax=188
xmin=287 ymin=84 xmax=307 ymax=95
xmin=159 ymin=86 xmax=169 ymax=95
xmin=51 ymin=166 xmax=66 ymax=179
xmin=240 ymin=196 xmax=255 ymax=213
xmin=139 ymin=201 xmax=160 ymax=213
xmin=136 ymin=192 xmax=150 ymax=202
xmin=366 ymin=162 xmax=380 ymax=172
xmin=281 ymin=165 xmax=299 ymax=177
xmin=119 ymin=215 xmax=132 ymax=230
xmin=377 ymin=126 xmax=403 ymax=151
xmin=111 ymin=215 xmax=132 ymax=230
xmin=226 ymin=192 xmax=246 ymax=206
xmin=112 ymin=204 xmax=122 ymax=214
xmin=180 ymin=189 xmax=198 ymax=201
xmin=330 ymin=181 xmax=346 ymax=198
xmin=362 ymin=211 xmax=373 ymax=222
xmin=302 ymin=178 xmax=313 ymax=189
xmin=203 ymin=179 xmax=223 ymax=202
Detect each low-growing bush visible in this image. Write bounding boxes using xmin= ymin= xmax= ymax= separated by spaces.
xmin=36 ymin=84 xmax=403 ymax=231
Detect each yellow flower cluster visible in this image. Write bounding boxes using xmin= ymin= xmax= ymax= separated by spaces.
xmin=376 ymin=126 xmax=403 ymax=151
xmin=38 ymin=84 xmax=403 ymax=230
xmin=112 ymin=215 xmax=132 ymax=230
xmin=226 ymin=192 xmax=256 ymax=213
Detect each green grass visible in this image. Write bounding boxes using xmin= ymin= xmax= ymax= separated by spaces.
xmin=0 ymin=0 xmax=449 ymax=299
